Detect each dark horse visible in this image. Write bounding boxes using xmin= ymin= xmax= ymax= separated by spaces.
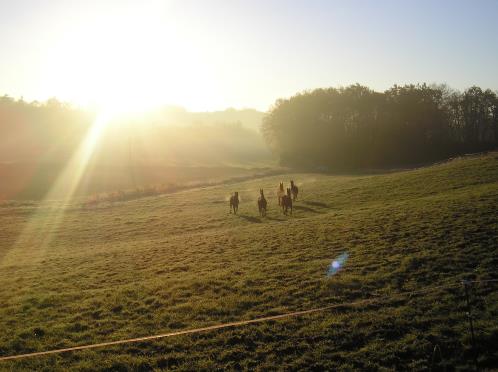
xmin=290 ymin=180 xmax=299 ymax=201
xmin=281 ymin=188 xmax=293 ymax=215
xmin=257 ymin=189 xmax=267 ymax=217
xmin=230 ymin=192 xmax=239 ymax=214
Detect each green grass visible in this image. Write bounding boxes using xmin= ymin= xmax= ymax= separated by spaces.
xmin=0 ymin=153 xmax=497 ymax=371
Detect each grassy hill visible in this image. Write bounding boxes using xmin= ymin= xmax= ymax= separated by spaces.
xmin=0 ymin=153 xmax=497 ymax=371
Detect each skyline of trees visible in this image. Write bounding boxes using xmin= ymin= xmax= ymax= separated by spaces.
xmin=2 ymin=82 xmax=498 ymax=172
xmin=0 ymin=95 xmax=267 ymax=164
xmin=262 ymin=84 xmax=498 ymax=169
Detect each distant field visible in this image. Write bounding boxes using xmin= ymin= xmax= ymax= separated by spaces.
xmin=0 ymin=153 xmax=497 ymax=370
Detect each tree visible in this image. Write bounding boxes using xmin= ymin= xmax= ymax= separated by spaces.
xmin=262 ymin=84 xmax=498 ymax=170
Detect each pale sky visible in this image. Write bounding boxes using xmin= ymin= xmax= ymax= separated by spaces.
xmin=1 ymin=0 xmax=497 ymax=112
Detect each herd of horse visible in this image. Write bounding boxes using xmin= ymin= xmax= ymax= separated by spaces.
xmin=229 ymin=180 xmax=299 ymax=216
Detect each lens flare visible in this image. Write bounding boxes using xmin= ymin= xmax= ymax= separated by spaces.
xmin=326 ymin=252 xmax=349 ymax=277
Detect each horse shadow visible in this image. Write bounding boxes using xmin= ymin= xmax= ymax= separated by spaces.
xmin=293 ymin=205 xmax=324 ymax=214
xmin=238 ymin=214 xmax=262 ymax=223
xmin=266 ymin=215 xmax=287 ymax=222
xmin=304 ymin=201 xmax=329 ymax=208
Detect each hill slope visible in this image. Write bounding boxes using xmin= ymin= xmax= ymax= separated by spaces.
xmin=0 ymin=153 xmax=497 ymax=370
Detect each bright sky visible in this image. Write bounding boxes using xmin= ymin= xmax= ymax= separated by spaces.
xmin=1 ymin=0 xmax=498 ymax=112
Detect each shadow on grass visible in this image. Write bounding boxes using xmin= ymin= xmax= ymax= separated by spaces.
xmin=304 ymin=201 xmax=329 ymax=208
xmin=238 ymin=214 xmax=262 ymax=223
xmin=266 ymin=215 xmax=287 ymax=222
xmin=294 ymin=205 xmax=324 ymax=214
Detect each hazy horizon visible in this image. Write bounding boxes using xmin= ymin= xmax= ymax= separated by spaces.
xmin=1 ymin=0 xmax=498 ymax=113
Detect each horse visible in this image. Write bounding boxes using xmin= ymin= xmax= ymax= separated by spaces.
xmin=277 ymin=182 xmax=286 ymax=206
xmin=229 ymin=192 xmax=239 ymax=214
xmin=290 ymin=180 xmax=299 ymax=201
xmin=281 ymin=188 xmax=293 ymax=215
xmin=257 ymin=189 xmax=267 ymax=217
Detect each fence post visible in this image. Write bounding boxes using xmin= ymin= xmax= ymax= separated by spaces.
xmin=430 ymin=344 xmax=444 ymax=372
xmin=463 ymin=280 xmax=479 ymax=371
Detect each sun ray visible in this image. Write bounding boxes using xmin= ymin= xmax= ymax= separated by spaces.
xmin=2 ymin=113 xmax=110 ymax=267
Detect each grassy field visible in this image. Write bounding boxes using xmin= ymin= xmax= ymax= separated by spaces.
xmin=0 ymin=153 xmax=497 ymax=371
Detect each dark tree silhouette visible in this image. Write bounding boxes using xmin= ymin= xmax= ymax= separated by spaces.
xmin=262 ymin=84 xmax=498 ymax=170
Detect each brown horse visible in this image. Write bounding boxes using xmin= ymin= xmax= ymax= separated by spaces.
xmin=257 ymin=189 xmax=267 ymax=217
xmin=281 ymin=188 xmax=293 ymax=215
xmin=290 ymin=180 xmax=299 ymax=201
xmin=277 ymin=182 xmax=285 ymax=206
xmin=230 ymin=192 xmax=239 ymax=214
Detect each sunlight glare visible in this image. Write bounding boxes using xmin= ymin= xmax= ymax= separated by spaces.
xmin=327 ymin=252 xmax=349 ymax=277
xmin=39 ymin=3 xmax=221 ymax=114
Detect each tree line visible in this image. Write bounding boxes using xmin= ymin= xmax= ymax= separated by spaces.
xmin=0 ymin=96 xmax=94 ymax=162
xmin=262 ymin=84 xmax=498 ymax=169
xmin=0 ymin=95 xmax=270 ymax=165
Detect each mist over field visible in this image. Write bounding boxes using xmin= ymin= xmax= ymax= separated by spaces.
xmin=0 ymin=98 xmax=273 ymax=200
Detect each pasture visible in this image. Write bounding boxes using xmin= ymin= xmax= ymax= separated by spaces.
xmin=0 ymin=153 xmax=497 ymax=371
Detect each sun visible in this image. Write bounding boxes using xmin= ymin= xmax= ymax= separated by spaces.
xmin=45 ymin=20 xmax=174 ymax=116
xmin=38 ymin=3 xmax=220 ymax=115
